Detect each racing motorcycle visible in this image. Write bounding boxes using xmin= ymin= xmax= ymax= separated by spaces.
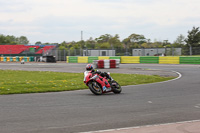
xmin=84 ymin=70 xmax=122 ymax=95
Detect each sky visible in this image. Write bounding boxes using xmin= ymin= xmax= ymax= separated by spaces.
xmin=0 ymin=0 xmax=200 ymax=44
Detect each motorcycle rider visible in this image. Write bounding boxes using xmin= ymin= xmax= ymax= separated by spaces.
xmin=86 ymin=64 xmax=113 ymax=91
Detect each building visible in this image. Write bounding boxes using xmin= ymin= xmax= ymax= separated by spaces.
xmin=132 ymin=48 xmax=182 ymax=56
xmin=83 ymin=49 xmax=115 ymax=56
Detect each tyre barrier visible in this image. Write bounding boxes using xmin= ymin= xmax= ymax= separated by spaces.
xmin=93 ymin=59 xmax=120 ymax=69
xmin=0 ymin=56 xmax=35 ymax=62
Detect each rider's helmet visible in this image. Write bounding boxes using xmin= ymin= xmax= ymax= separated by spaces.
xmin=86 ymin=64 xmax=94 ymax=71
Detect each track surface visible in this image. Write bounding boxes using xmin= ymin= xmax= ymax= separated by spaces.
xmin=0 ymin=63 xmax=200 ymax=133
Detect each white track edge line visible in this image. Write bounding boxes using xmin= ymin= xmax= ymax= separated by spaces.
xmin=123 ymin=70 xmax=182 ymax=87
xmin=80 ymin=119 xmax=200 ymax=133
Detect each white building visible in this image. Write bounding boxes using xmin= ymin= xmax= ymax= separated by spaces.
xmin=132 ymin=48 xmax=182 ymax=56
xmin=83 ymin=49 xmax=115 ymax=56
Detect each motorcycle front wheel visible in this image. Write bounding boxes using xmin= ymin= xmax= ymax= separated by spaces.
xmin=111 ymin=81 xmax=122 ymax=94
xmin=88 ymin=81 xmax=103 ymax=95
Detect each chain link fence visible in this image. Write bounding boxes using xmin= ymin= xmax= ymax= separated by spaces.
xmin=1 ymin=46 xmax=200 ymax=61
xmin=53 ymin=47 xmax=200 ymax=61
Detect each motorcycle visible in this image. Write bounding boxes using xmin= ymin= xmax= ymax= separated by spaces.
xmin=84 ymin=70 xmax=122 ymax=95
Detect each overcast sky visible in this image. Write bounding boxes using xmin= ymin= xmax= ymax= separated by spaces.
xmin=0 ymin=0 xmax=199 ymax=44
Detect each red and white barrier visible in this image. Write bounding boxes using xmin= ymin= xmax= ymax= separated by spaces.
xmin=93 ymin=59 xmax=120 ymax=69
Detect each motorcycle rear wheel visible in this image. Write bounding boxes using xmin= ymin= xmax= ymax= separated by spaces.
xmin=88 ymin=81 xmax=102 ymax=95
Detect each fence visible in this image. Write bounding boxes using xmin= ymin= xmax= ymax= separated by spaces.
xmin=1 ymin=47 xmax=200 ymax=61
xmin=54 ymin=47 xmax=199 ymax=61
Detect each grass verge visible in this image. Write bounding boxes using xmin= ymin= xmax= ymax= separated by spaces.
xmin=0 ymin=70 xmax=175 ymax=95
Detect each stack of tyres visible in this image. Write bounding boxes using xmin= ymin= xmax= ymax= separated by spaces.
xmin=6 ymin=57 xmax=10 ymax=62
xmin=10 ymin=57 xmax=13 ymax=62
xmin=27 ymin=57 xmax=30 ymax=62
xmin=31 ymin=57 xmax=35 ymax=61
xmin=95 ymin=59 xmax=120 ymax=68
xmin=110 ymin=59 xmax=116 ymax=68
xmin=19 ymin=57 xmax=24 ymax=61
xmin=115 ymin=59 xmax=120 ymax=68
xmin=16 ymin=56 xmax=19 ymax=62
xmin=98 ymin=60 xmax=104 ymax=68
xmin=24 ymin=57 xmax=27 ymax=62
xmin=104 ymin=60 xmax=110 ymax=68
xmin=0 ymin=57 xmax=3 ymax=61
xmin=13 ymin=57 xmax=16 ymax=62
xmin=3 ymin=57 xmax=7 ymax=62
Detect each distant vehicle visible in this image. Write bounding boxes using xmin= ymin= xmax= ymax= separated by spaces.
xmin=43 ymin=56 xmax=56 ymax=63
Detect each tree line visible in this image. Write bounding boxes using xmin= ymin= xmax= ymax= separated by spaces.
xmin=0 ymin=35 xmax=29 ymax=45
xmin=1 ymin=27 xmax=200 ymax=51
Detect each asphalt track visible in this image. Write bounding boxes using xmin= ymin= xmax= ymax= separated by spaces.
xmin=0 ymin=63 xmax=200 ymax=133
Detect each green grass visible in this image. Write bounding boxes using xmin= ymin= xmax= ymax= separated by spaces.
xmin=0 ymin=70 xmax=175 ymax=95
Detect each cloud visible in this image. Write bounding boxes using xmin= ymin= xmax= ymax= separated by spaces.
xmin=0 ymin=0 xmax=200 ymax=43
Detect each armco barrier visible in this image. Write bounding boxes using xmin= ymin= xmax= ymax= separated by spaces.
xmin=88 ymin=56 xmax=98 ymax=63
xmin=140 ymin=56 xmax=159 ymax=64
xmin=78 ymin=57 xmax=88 ymax=63
xmin=180 ymin=57 xmax=200 ymax=64
xmin=121 ymin=56 xmax=140 ymax=63
xmin=109 ymin=56 xmax=121 ymax=60
xmin=67 ymin=56 xmax=121 ymax=63
xmin=98 ymin=56 xmax=110 ymax=60
xmin=67 ymin=56 xmax=78 ymax=63
xmin=159 ymin=56 xmax=179 ymax=64
xmin=66 ymin=56 xmax=200 ymax=65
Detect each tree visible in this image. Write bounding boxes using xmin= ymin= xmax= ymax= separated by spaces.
xmin=77 ymin=40 xmax=85 ymax=49
xmin=99 ymin=42 xmax=110 ymax=49
xmin=0 ymin=34 xmax=7 ymax=44
xmin=174 ymin=34 xmax=185 ymax=45
xmin=35 ymin=41 xmax=42 ymax=45
xmin=6 ymin=35 xmax=17 ymax=44
xmin=151 ymin=40 xmax=163 ymax=48
xmin=95 ymin=34 xmax=112 ymax=43
xmin=0 ymin=34 xmax=30 ymax=45
xmin=17 ymin=36 xmax=29 ymax=44
xmin=122 ymin=33 xmax=147 ymax=48
xmin=141 ymin=43 xmax=151 ymax=48
xmin=128 ymin=33 xmax=146 ymax=45
xmin=94 ymin=34 xmax=122 ymax=49
xmin=85 ymin=37 xmax=96 ymax=49
xmin=185 ymin=26 xmax=200 ymax=47
xmin=108 ymin=34 xmax=122 ymax=48
xmin=0 ymin=34 xmax=17 ymax=44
